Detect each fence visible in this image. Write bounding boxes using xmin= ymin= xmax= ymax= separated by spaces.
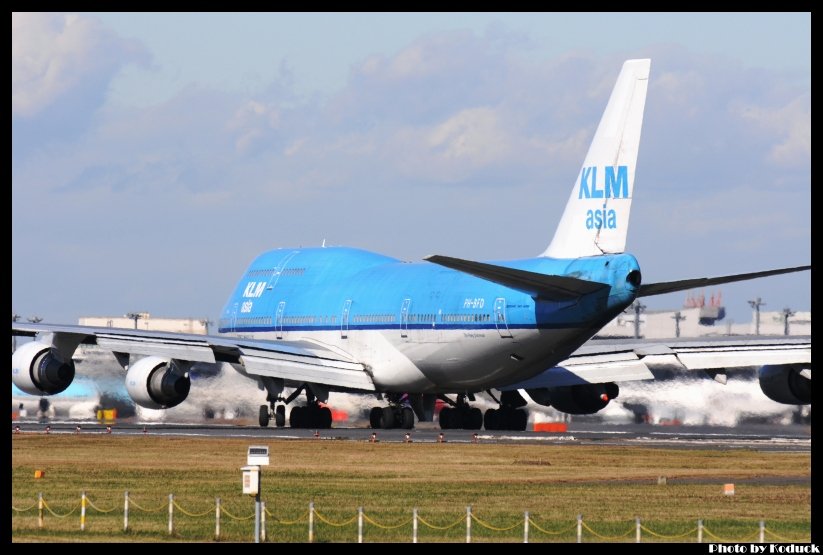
xmin=11 ymin=493 xmax=810 ymax=543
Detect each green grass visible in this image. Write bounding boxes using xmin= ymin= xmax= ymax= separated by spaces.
xmin=12 ymin=434 xmax=811 ymax=542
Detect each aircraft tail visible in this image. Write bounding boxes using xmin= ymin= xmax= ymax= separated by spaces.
xmin=542 ymin=59 xmax=650 ymax=258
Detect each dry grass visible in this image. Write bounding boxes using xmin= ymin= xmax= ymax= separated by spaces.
xmin=12 ymin=434 xmax=811 ymax=542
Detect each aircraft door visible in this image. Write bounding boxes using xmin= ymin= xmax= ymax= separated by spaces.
xmin=230 ymin=302 xmax=238 ymax=333
xmin=400 ymin=298 xmax=411 ymax=338
xmin=275 ymin=301 xmax=286 ymax=339
xmin=494 ymin=297 xmax=513 ymax=338
xmin=341 ymin=299 xmax=352 ymax=339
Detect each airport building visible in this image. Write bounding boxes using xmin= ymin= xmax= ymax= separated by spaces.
xmin=596 ymin=291 xmax=811 ymax=339
xmin=77 ymin=313 xmax=210 ymax=334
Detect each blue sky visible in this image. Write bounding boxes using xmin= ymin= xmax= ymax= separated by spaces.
xmin=12 ymin=12 xmax=810 ymax=327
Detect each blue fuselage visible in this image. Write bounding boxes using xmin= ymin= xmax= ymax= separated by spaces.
xmin=218 ymin=247 xmax=641 ymax=392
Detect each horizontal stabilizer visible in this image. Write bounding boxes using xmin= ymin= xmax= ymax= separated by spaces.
xmin=638 ymin=265 xmax=810 ymax=298
xmin=424 ymin=255 xmax=607 ymax=301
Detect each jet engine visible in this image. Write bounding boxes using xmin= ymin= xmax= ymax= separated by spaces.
xmin=527 ymin=382 xmax=619 ymax=414
xmin=126 ymin=356 xmax=191 ymax=410
xmin=758 ymin=364 xmax=811 ymax=405
xmin=12 ymin=341 xmax=75 ymax=395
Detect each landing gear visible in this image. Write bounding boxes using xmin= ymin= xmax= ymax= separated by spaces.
xmin=483 ymin=407 xmax=528 ymax=431
xmin=483 ymin=390 xmax=529 ymax=431
xmin=435 ymin=391 xmax=529 ymax=431
xmin=274 ymin=404 xmax=286 ymax=427
xmin=439 ymin=406 xmax=482 ymax=430
xmin=258 ymin=383 xmax=332 ymax=429
xmin=289 ymin=403 xmax=332 ymax=428
xmin=438 ymin=394 xmax=483 ymax=430
xmin=369 ymin=394 xmax=415 ymax=429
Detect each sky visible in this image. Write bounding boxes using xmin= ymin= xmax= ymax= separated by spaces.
xmin=12 ymin=12 xmax=811 ymax=328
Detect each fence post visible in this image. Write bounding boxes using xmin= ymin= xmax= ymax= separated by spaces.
xmin=413 ymin=507 xmax=418 ymax=543
xmin=215 ymin=497 xmax=221 ymax=541
xmin=636 ymin=516 xmax=641 ymax=543
xmin=261 ymin=501 xmax=266 ymax=542
xmin=358 ymin=506 xmax=364 ymax=543
xmin=577 ymin=514 xmax=582 ymax=543
xmin=80 ymin=491 xmax=86 ymax=531
xmin=168 ymin=494 xmax=174 ymax=535
xmin=697 ymin=519 xmax=703 ymax=543
xmin=759 ymin=520 xmax=765 ymax=543
xmin=308 ymin=501 xmax=314 ymax=543
xmin=466 ymin=505 xmax=472 ymax=543
xmin=38 ymin=493 xmax=43 ymax=529
xmin=124 ymin=491 xmax=129 ymax=532
xmin=524 ymin=511 xmax=529 ymax=543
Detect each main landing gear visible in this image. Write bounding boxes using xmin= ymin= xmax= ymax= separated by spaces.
xmin=258 ymin=383 xmax=333 ymax=429
xmin=369 ymin=394 xmax=415 ymax=429
xmin=482 ymin=390 xmax=529 ymax=431
xmin=438 ymin=394 xmax=483 ymax=430
xmin=437 ymin=391 xmax=529 ymax=431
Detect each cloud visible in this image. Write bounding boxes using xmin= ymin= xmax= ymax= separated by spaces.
xmin=12 ymin=12 xmax=150 ymax=154
xmin=12 ymin=26 xmax=810 ymax=324
xmin=733 ymin=93 xmax=811 ymax=168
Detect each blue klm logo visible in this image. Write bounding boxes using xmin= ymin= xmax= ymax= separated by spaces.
xmin=578 ymin=166 xmax=629 ymax=230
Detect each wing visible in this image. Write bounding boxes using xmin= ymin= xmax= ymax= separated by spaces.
xmin=498 ymin=335 xmax=811 ymax=390
xmin=12 ymin=322 xmax=374 ymax=392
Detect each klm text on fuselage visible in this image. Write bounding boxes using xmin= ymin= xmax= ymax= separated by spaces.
xmin=578 ymin=165 xmax=629 ymax=230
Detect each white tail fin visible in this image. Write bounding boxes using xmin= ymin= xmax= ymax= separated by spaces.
xmin=542 ymin=59 xmax=650 ymax=258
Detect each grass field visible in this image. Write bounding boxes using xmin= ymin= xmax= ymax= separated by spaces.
xmin=11 ymin=434 xmax=811 ymax=542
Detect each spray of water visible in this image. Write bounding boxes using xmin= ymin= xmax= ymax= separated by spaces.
xmin=75 ymin=349 xmax=807 ymax=426
xmin=528 ymin=377 xmax=806 ymax=426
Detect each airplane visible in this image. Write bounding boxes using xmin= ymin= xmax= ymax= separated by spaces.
xmin=11 ymin=59 xmax=811 ymax=431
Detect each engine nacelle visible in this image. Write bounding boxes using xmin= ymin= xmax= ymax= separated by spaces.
xmin=12 ymin=341 xmax=75 ymax=395
xmin=527 ymin=382 xmax=619 ymax=415
xmin=758 ymin=364 xmax=811 ymax=405
xmin=126 ymin=356 xmax=191 ymax=410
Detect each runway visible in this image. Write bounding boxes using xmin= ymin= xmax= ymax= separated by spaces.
xmin=11 ymin=420 xmax=811 ymax=452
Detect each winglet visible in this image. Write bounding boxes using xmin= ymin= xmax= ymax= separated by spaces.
xmin=543 ymin=59 xmax=650 ymax=258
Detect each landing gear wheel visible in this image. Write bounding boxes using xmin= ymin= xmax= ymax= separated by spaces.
xmin=290 ymin=406 xmax=305 ymax=428
xmin=513 ymin=409 xmax=528 ymax=431
xmin=259 ymin=405 xmax=270 ymax=427
xmin=275 ymin=405 xmax=286 ymax=427
xmin=381 ymin=406 xmax=396 ymax=429
xmin=401 ymin=407 xmax=415 ymax=429
xmin=466 ymin=407 xmax=483 ymax=430
xmin=483 ymin=408 xmax=498 ymax=430
xmin=370 ymin=407 xmax=382 ymax=429
xmin=439 ymin=407 xmax=452 ymax=429
xmin=319 ymin=406 xmax=333 ymax=429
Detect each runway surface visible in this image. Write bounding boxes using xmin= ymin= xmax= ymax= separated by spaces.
xmin=11 ymin=420 xmax=811 ymax=452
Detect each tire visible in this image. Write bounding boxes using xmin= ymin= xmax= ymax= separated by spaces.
xmin=290 ymin=406 xmax=305 ymax=428
xmin=275 ymin=405 xmax=286 ymax=427
xmin=259 ymin=405 xmax=270 ymax=427
xmin=483 ymin=408 xmax=498 ymax=430
xmin=370 ymin=407 xmax=383 ymax=429
xmin=514 ymin=409 xmax=528 ymax=431
xmin=449 ymin=409 xmax=464 ymax=430
xmin=381 ymin=406 xmax=396 ymax=429
xmin=439 ymin=407 xmax=452 ymax=429
xmin=466 ymin=407 xmax=482 ymax=430
xmin=320 ymin=406 xmax=333 ymax=429
xmin=401 ymin=407 xmax=415 ymax=429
